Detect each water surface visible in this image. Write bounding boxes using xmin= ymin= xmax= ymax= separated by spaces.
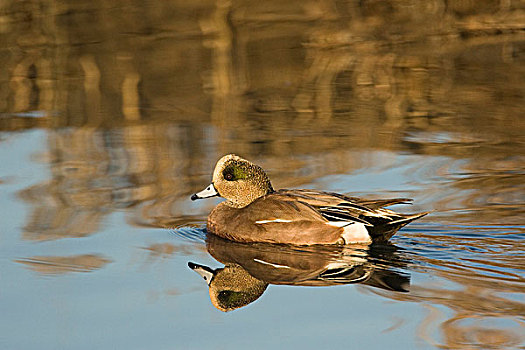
xmin=1 ymin=1 xmax=524 ymax=349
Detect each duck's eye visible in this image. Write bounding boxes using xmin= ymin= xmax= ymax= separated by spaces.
xmin=224 ymin=173 xmax=234 ymax=181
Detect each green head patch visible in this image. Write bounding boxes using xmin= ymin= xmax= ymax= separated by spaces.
xmin=222 ymin=163 xmax=248 ymax=181
xmin=216 ymin=290 xmax=251 ymax=309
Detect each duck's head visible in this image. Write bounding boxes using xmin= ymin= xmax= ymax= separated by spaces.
xmin=191 ymin=154 xmax=274 ymax=208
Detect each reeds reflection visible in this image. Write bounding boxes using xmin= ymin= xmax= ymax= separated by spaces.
xmin=1 ymin=0 xmax=521 ymax=240
xmin=15 ymin=254 xmax=111 ymax=275
xmin=0 ymin=0 xmax=524 ymax=348
xmin=189 ymin=234 xmax=411 ymax=311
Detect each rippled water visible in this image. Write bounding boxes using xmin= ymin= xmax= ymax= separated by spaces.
xmin=1 ymin=1 xmax=524 ymax=349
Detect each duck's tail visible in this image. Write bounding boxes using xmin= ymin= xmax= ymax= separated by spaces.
xmin=368 ymin=211 xmax=430 ymax=243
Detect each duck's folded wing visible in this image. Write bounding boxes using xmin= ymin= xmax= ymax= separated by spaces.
xmin=353 ymin=198 xmax=413 ymax=209
xmin=276 ymin=189 xmax=415 ymax=225
xmin=275 ymin=190 xmax=371 ymax=225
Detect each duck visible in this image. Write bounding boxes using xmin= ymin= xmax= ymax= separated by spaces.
xmin=191 ymin=154 xmax=428 ymax=245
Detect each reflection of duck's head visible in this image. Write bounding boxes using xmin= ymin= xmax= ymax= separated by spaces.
xmin=188 ymin=262 xmax=268 ymax=312
xmin=189 ymin=236 xmax=410 ymax=311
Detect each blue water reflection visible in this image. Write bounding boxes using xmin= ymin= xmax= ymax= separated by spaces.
xmin=1 ymin=0 xmax=524 ymax=348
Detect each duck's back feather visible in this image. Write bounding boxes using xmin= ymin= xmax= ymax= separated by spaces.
xmin=276 ymin=189 xmax=428 ymax=242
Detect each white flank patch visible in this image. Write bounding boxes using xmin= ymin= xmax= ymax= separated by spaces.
xmin=327 ymin=222 xmax=371 ymax=243
xmin=255 ymin=219 xmax=293 ymax=224
xmin=253 ymin=259 xmax=291 ymax=269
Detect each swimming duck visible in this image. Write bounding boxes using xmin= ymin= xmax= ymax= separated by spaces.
xmin=191 ymin=154 xmax=428 ymax=245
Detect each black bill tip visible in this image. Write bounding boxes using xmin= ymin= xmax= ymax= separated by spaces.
xmin=190 ymin=194 xmax=199 ymax=201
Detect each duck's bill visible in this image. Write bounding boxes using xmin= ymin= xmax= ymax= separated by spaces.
xmin=188 ymin=262 xmax=215 ymax=285
xmin=191 ymin=183 xmax=219 ymax=200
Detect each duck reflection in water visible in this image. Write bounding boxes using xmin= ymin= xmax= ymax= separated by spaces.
xmin=189 ymin=234 xmax=410 ymax=312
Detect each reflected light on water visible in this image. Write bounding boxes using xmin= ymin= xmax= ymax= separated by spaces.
xmin=0 ymin=0 xmax=524 ymax=349
xmin=15 ymin=254 xmax=111 ymax=275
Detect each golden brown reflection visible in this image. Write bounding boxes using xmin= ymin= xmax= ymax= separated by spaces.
xmin=189 ymin=234 xmax=410 ymax=311
xmin=0 ymin=0 xmax=523 ymax=347
xmin=0 ymin=0 xmax=521 ymax=239
xmin=15 ymin=254 xmax=111 ymax=274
